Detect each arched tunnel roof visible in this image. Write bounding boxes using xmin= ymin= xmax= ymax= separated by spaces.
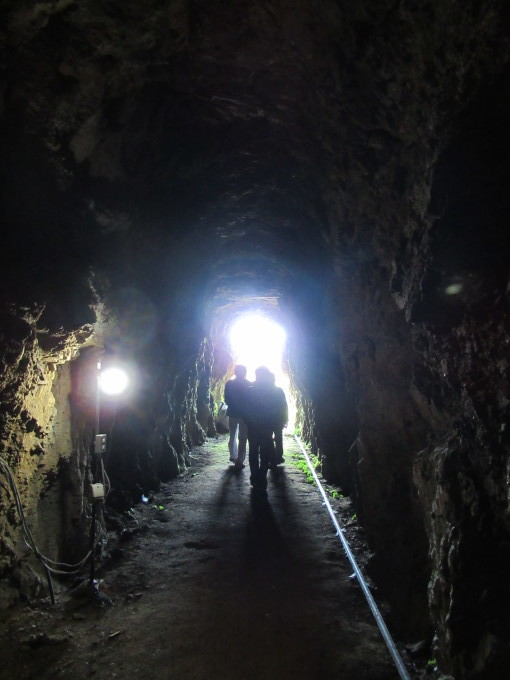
xmin=2 ymin=0 xmax=506 ymax=334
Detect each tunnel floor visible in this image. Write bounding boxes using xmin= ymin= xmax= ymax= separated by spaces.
xmin=0 ymin=435 xmax=415 ymax=679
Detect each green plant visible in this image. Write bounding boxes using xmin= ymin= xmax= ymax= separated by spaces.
xmin=294 ymin=459 xmax=314 ymax=483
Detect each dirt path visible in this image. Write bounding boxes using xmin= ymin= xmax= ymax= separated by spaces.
xmin=0 ymin=435 xmax=415 ymax=679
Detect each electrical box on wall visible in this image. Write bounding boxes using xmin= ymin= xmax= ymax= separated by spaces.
xmin=94 ymin=434 xmax=107 ymax=454
xmin=89 ymin=483 xmax=105 ymax=501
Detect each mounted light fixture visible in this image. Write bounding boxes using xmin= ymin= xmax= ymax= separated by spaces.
xmin=89 ymin=359 xmax=130 ymax=606
xmin=98 ymin=366 xmax=129 ymax=395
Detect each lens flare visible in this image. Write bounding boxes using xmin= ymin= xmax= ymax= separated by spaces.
xmin=98 ymin=367 xmax=129 ymax=395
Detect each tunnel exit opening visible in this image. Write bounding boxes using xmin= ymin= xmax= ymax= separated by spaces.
xmin=227 ymin=313 xmax=297 ymax=429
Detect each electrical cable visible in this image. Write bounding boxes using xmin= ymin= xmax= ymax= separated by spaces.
xmin=0 ymin=456 xmax=106 ymax=579
xmin=1 ymin=360 xmax=115 ymax=606
xmin=100 ymin=397 xmax=118 ymax=499
xmin=100 ymin=457 xmax=112 ymax=498
xmin=0 ymin=456 xmax=56 ymax=602
xmin=293 ymin=435 xmax=412 ymax=680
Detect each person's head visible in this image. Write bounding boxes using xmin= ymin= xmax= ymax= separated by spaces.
xmin=234 ymin=364 xmax=247 ymax=379
xmin=255 ymin=365 xmax=272 ymax=384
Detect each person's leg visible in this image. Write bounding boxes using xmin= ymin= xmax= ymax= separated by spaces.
xmin=248 ymin=431 xmax=261 ymax=486
xmin=228 ymin=417 xmax=239 ymax=461
xmin=274 ymin=427 xmax=284 ymax=463
xmin=258 ymin=430 xmax=274 ymax=488
xmin=237 ymin=418 xmax=248 ymax=466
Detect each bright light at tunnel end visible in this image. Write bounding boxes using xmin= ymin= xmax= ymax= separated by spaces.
xmin=98 ymin=367 xmax=130 ymax=396
xmin=228 ymin=313 xmax=286 ymax=378
xmin=228 ymin=313 xmax=296 ymax=428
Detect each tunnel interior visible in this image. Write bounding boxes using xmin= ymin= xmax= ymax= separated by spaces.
xmin=1 ymin=1 xmax=510 ymax=677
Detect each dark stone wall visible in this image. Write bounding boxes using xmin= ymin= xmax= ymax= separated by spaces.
xmin=408 ymin=72 xmax=510 ymax=676
xmin=0 ymin=303 xmax=94 ymax=606
xmin=0 ymin=287 xmax=213 ymax=601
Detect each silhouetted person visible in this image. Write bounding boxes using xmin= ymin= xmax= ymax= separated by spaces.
xmin=244 ymin=366 xmax=278 ymax=491
xmin=224 ymin=364 xmax=251 ymax=469
xmin=269 ymin=372 xmax=288 ymax=466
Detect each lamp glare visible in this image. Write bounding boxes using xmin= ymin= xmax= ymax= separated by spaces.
xmin=99 ymin=367 xmax=129 ymax=395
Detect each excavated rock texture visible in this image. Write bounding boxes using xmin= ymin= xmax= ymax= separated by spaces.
xmin=408 ymin=81 xmax=510 ymax=675
xmin=0 ymin=303 xmax=93 ymax=607
xmin=0 ymin=1 xmax=509 ymax=677
xmin=0 ymin=292 xmax=211 ymax=604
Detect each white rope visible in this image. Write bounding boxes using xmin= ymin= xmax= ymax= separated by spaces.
xmin=293 ymin=435 xmax=411 ymax=680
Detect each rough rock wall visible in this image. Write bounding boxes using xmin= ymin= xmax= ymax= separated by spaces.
xmin=410 ymin=305 xmax=510 ymax=675
xmin=280 ymin=3 xmax=510 ymax=674
xmin=410 ymin=300 xmax=510 ymax=674
xmin=0 ymin=290 xmax=214 ymax=603
xmin=407 ymin=75 xmax=510 ymax=676
xmin=0 ymin=303 xmax=93 ymax=606
xmin=311 ymin=49 xmax=508 ymax=680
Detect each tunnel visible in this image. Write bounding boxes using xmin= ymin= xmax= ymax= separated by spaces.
xmin=0 ymin=1 xmax=509 ymax=678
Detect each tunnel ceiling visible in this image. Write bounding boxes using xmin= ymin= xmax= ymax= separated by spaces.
xmin=0 ymin=0 xmax=508 ymax=329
